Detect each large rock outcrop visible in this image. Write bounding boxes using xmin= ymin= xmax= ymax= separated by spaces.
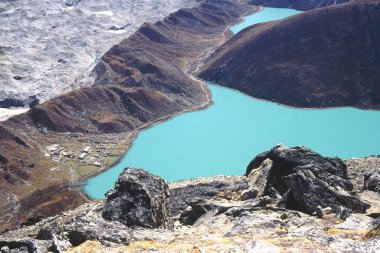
xmin=284 ymin=169 xmax=370 ymax=214
xmin=199 ymin=0 xmax=380 ymax=110
xmin=247 ymin=145 xmax=370 ymax=215
xmin=246 ymin=145 xmax=351 ymax=192
xmin=0 ymin=155 xmax=379 ymax=252
xmin=102 ymin=168 xmax=173 ymax=229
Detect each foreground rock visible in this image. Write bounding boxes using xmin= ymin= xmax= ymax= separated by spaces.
xmin=0 ymin=159 xmax=379 ymax=252
xmin=246 ymin=145 xmax=370 ymax=215
xmin=284 ymin=169 xmax=369 ymax=214
xmin=103 ymin=168 xmax=173 ymax=229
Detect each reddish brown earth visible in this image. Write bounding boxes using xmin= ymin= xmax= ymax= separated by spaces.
xmin=199 ymin=0 xmax=380 ymax=109
xmin=0 ymin=0 xmax=256 ymax=232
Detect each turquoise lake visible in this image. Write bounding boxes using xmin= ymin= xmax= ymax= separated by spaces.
xmin=230 ymin=7 xmax=302 ymax=34
xmin=84 ymin=8 xmax=380 ymax=199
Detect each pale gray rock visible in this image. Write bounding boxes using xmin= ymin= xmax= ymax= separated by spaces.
xmin=316 ymin=205 xmax=325 ymax=218
xmin=247 ymin=158 xmax=272 ymax=196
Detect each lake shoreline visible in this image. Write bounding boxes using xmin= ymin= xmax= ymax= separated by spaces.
xmin=83 ymin=7 xmax=380 ymax=199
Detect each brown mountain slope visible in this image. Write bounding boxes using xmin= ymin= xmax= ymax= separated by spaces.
xmin=0 ymin=0 xmax=255 ymax=231
xmin=199 ymin=0 xmax=380 ymax=109
xmin=249 ymin=0 xmax=351 ymax=10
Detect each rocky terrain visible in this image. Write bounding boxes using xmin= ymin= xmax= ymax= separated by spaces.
xmin=1 ymin=0 xmax=379 ymax=250
xmin=0 ymin=0 xmax=197 ymax=116
xmin=0 ymin=0 xmax=257 ymax=232
xmin=0 ymin=145 xmax=379 ymax=252
xmin=199 ymin=0 xmax=380 ymax=109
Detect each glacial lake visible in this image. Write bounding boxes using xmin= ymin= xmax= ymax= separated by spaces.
xmin=230 ymin=7 xmax=302 ymax=33
xmin=84 ymin=8 xmax=380 ymax=199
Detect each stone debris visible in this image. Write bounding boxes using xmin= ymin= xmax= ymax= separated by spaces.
xmin=0 ymin=146 xmax=378 ymax=252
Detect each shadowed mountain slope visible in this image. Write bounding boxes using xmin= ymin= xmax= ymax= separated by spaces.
xmin=199 ymin=0 xmax=380 ymax=109
xmin=249 ymin=0 xmax=351 ymax=10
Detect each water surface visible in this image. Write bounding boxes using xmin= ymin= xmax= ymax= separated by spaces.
xmin=84 ymin=8 xmax=380 ymax=199
xmin=230 ymin=7 xmax=302 ymax=34
xmin=85 ymin=85 xmax=380 ymax=199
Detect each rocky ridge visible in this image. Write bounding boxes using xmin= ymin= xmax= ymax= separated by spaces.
xmin=0 ymin=145 xmax=379 ymax=252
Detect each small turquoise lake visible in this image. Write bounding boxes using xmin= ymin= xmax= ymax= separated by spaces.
xmin=84 ymin=8 xmax=380 ymax=199
xmin=230 ymin=7 xmax=302 ymax=34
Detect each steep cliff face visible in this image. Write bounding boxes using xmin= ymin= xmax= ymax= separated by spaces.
xmin=0 ymin=0 xmax=255 ymax=232
xmin=249 ymin=0 xmax=351 ymax=10
xmin=199 ymin=0 xmax=380 ymax=109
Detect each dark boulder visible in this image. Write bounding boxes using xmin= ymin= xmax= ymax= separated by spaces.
xmin=246 ymin=145 xmax=369 ymax=215
xmin=240 ymin=188 xmax=258 ymax=201
xmin=0 ymin=98 xmax=24 ymax=108
xmin=179 ymin=198 xmax=217 ymax=226
xmin=27 ymin=96 xmax=40 ymax=108
xmin=284 ymin=170 xmax=370 ymax=215
xmin=247 ymin=145 xmax=352 ymax=194
xmin=102 ymin=168 xmax=173 ymax=229
xmin=364 ymin=169 xmax=380 ymax=192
